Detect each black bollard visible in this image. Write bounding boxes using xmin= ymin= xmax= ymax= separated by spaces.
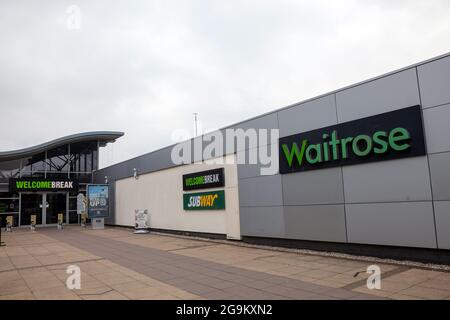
xmin=0 ymin=217 xmax=5 ymax=247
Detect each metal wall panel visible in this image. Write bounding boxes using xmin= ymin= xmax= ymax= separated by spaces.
xmin=434 ymin=201 xmax=450 ymax=249
xmin=429 ymin=152 xmax=450 ymax=201
xmin=346 ymin=202 xmax=436 ymax=248
xmin=236 ymin=143 xmax=279 ymax=179
xmin=277 ymin=94 xmax=337 ymax=138
xmin=282 ymin=168 xmax=344 ymax=205
xmin=231 ymin=113 xmax=279 ymax=150
xmin=342 ymin=157 xmax=432 ymax=203
xmin=238 ymin=175 xmax=283 ymax=207
xmin=239 ymin=206 xmax=285 ymax=238
xmin=423 ymin=104 xmax=450 ymax=154
xmin=336 ymin=68 xmax=420 ymax=123
xmin=418 ymin=56 xmax=450 ymax=108
xmin=283 ymin=205 xmax=347 ymax=242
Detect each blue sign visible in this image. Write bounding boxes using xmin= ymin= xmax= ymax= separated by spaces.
xmin=87 ymin=184 xmax=109 ymax=219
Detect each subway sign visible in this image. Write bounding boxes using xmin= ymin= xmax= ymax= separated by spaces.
xmin=279 ymin=105 xmax=426 ymax=174
xmin=182 ymin=168 xmax=225 ymax=191
xmin=183 ymin=190 xmax=225 ymax=210
xmin=9 ymin=178 xmax=79 ymax=192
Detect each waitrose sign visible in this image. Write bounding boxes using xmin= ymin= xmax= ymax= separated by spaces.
xmin=9 ymin=178 xmax=79 ymax=192
xmin=279 ymin=106 xmax=426 ymax=174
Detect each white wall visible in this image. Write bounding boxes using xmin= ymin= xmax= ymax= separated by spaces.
xmin=115 ymin=154 xmax=241 ymax=239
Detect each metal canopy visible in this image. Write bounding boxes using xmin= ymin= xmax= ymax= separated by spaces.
xmin=0 ymin=131 xmax=124 ymax=161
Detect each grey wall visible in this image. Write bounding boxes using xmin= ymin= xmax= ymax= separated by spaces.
xmin=96 ymin=53 xmax=450 ymax=250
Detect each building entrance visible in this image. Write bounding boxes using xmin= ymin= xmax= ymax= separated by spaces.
xmin=20 ymin=192 xmax=68 ymax=226
xmin=20 ymin=193 xmax=42 ymax=225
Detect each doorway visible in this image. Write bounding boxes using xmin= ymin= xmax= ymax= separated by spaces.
xmin=20 ymin=192 xmax=69 ymax=226
xmin=20 ymin=193 xmax=43 ymax=225
xmin=45 ymin=193 xmax=67 ymax=224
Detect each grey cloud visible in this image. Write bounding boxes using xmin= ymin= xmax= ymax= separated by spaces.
xmin=0 ymin=0 xmax=449 ymax=167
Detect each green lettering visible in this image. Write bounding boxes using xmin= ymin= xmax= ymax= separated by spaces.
xmin=341 ymin=137 xmax=353 ymax=159
xmin=322 ymin=134 xmax=330 ymax=161
xmin=373 ymin=131 xmax=389 ymax=154
xmin=330 ymin=130 xmax=340 ymax=160
xmin=352 ymin=134 xmax=373 ymax=157
xmin=281 ymin=140 xmax=308 ymax=167
xmin=389 ymin=127 xmax=410 ymax=151
xmin=306 ymin=143 xmax=322 ymax=164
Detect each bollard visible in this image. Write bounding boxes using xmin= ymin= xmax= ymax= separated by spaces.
xmin=0 ymin=217 xmax=5 ymax=246
xmin=6 ymin=216 xmax=13 ymax=232
xmin=81 ymin=213 xmax=87 ymax=228
xmin=30 ymin=214 xmax=36 ymax=232
xmin=57 ymin=213 xmax=64 ymax=230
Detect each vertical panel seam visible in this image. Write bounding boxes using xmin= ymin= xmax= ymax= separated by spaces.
xmin=416 ymin=66 xmax=439 ymax=249
xmin=334 ymin=93 xmax=349 ymax=242
xmin=275 ymin=111 xmax=287 ymax=236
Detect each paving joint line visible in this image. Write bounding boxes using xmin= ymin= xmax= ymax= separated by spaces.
xmin=0 ymin=257 xmax=105 ymax=274
xmin=167 ymin=244 xmax=218 ymax=252
xmin=341 ymin=266 xmax=411 ymax=290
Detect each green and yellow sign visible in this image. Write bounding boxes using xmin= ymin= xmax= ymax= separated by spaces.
xmin=183 ymin=190 xmax=225 ymax=210
xmin=9 ymin=178 xmax=78 ymax=192
xmin=182 ymin=168 xmax=225 ymax=191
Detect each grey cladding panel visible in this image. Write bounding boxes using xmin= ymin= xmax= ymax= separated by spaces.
xmin=239 ymin=206 xmax=285 ymax=238
xmin=238 ymin=175 xmax=283 ymax=207
xmin=346 ymin=202 xmax=436 ymax=248
xmin=231 ymin=113 xmax=279 ymax=151
xmin=236 ymin=143 xmax=279 ymax=179
xmin=336 ymin=68 xmax=420 ymax=123
xmin=342 ymin=157 xmax=432 ymax=203
xmin=434 ymin=201 xmax=450 ymax=249
xmin=278 ymin=95 xmax=337 ymax=138
xmin=429 ymin=152 xmax=450 ymax=201
xmin=418 ymin=56 xmax=450 ymax=108
xmin=282 ymin=168 xmax=344 ymax=205
xmin=283 ymin=205 xmax=347 ymax=242
xmin=423 ymin=104 xmax=450 ymax=154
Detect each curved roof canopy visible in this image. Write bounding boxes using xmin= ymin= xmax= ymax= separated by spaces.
xmin=0 ymin=131 xmax=124 ymax=162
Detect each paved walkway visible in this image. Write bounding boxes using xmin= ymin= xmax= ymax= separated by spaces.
xmin=1 ymin=226 xmax=450 ymax=300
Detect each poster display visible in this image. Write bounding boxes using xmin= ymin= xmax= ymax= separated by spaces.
xmin=87 ymin=184 xmax=110 ymax=219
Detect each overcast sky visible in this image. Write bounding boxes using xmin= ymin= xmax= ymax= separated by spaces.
xmin=1 ymin=0 xmax=449 ymax=168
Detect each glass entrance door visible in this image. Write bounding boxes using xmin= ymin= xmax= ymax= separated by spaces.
xmin=45 ymin=193 xmax=67 ymax=224
xmin=20 ymin=193 xmax=43 ymax=225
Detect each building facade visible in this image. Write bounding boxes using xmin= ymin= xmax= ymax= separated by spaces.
xmin=0 ymin=132 xmax=123 ymax=227
xmin=94 ymin=53 xmax=450 ymax=258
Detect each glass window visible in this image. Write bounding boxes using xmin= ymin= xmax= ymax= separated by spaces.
xmin=0 ymin=192 xmax=19 ymax=198
xmin=0 ymin=214 xmax=19 ymax=227
xmin=46 ymin=172 xmax=69 ymax=179
xmin=69 ymin=197 xmax=77 ymax=211
xmin=32 ymin=171 xmax=45 ymax=178
xmin=0 ymin=197 xmax=19 ymax=213
xmin=21 ymin=152 xmax=46 ymax=172
xmin=19 ymin=171 xmax=32 ymax=178
xmin=69 ymin=141 xmax=98 ymax=173
xmin=70 ymin=172 xmax=92 ymax=184
xmin=70 ymin=189 xmax=85 ymax=197
xmin=47 ymin=145 xmax=69 ymax=171
xmin=0 ymin=159 xmax=21 ymax=184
